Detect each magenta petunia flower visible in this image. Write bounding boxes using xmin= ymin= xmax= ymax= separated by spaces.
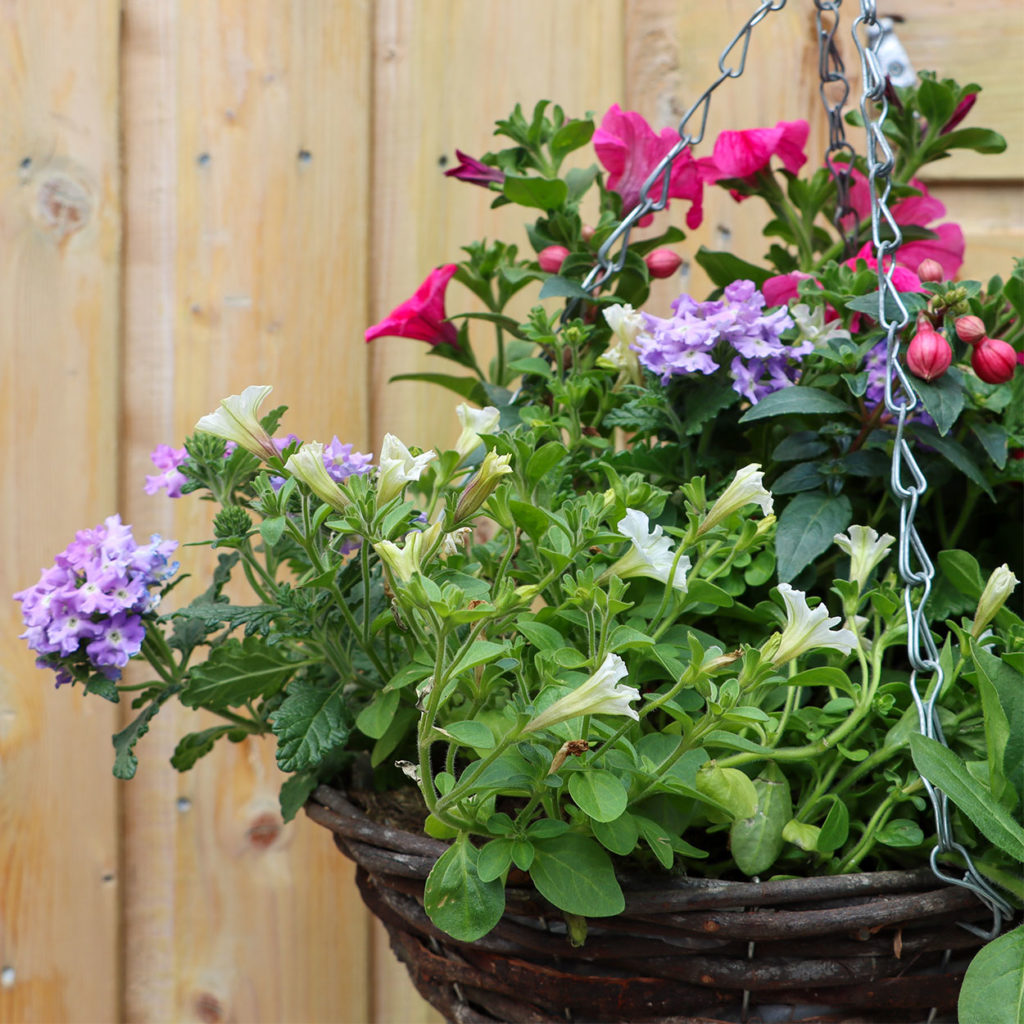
xmin=699 ymin=120 xmax=809 ymax=184
xmin=365 ymin=264 xmax=460 ymax=347
xmin=593 ymin=104 xmax=704 ymax=229
xmin=444 ymin=150 xmax=505 ymax=188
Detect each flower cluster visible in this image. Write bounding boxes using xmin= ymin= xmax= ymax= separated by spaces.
xmin=630 ymin=280 xmax=806 ymax=402
xmin=15 ymin=516 xmax=178 ymax=685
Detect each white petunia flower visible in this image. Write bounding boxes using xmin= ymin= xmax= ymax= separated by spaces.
xmin=373 ymin=521 xmax=443 ymax=584
xmin=454 ymin=404 xmax=500 ymax=458
xmin=454 ymin=450 xmax=513 ymax=521
xmin=376 ymin=433 xmax=437 ymax=506
xmin=285 ymin=442 xmax=350 ymax=512
xmin=195 ymin=385 xmax=278 ymax=460
xmin=972 ymin=564 xmax=1019 ymax=639
xmin=791 ymin=303 xmax=851 ymax=350
xmin=697 ymin=464 xmax=774 ymax=535
xmin=769 ymin=583 xmax=857 ymax=667
xmin=598 ymin=304 xmax=645 ymax=384
xmin=523 ymin=653 xmax=640 ymax=733
xmin=608 ymin=509 xmax=690 ymax=592
xmin=833 ymin=525 xmax=894 ymax=592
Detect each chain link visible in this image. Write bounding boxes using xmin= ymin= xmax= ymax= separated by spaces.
xmin=852 ymin=0 xmax=1012 ymax=938
xmin=814 ymin=0 xmax=858 ymax=257
xmin=573 ymin=0 xmax=787 ymax=301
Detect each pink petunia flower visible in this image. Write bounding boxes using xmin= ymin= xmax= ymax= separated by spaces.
xmin=842 ymin=171 xmax=965 ymax=279
xmin=593 ymin=104 xmax=703 ymax=229
xmin=444 ymin=150 xmax=505 ymax=188
xmin=365 ymin=264 xmax=460 ymax=347
xmin=699 ymin=120 xmax=809 ymax=186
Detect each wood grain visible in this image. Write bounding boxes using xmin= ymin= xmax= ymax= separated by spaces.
xmin=0 ymin=2 xmax=122 ymax=1022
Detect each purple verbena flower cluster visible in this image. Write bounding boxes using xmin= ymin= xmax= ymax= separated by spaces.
xmin=633 ymin=280 xmax=810 ymax=403
xmin=322 ymin=436 xmax=374 ymax=483
xmin=14 ymin=515 xmax=179 ymax=687
xmin=145 ymin=445 xmax=188 ymax=498
xmin=863 ymin=340 xmax=934 ymax=426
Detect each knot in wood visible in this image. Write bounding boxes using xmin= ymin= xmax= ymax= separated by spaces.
xmin=246 ymin=812 xmax=283 ymax=849
xmin=35 ymin=173 xmax=91 ymax=242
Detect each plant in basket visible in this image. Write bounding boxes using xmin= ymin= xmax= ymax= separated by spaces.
xmin=14 ymin=9 xmax=1024 ymax=1024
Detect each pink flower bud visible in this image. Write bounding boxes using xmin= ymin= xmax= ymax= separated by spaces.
xmin=954 ymin=315 xmax=987 ymax=346
xmin=971 ymin=336 xmax=1018 ymax=385
xmin=538 ymin=245 xmax=569 ymax=274
xmin=906 ymin=323 xmax=952 ymax=381
xmin=581 ymin=225 xmax=596 ymax=243
xmin=916 ymin=258 xmax=944 ymax=283
xmin=644 ymin=249 xmax=683 ymax=279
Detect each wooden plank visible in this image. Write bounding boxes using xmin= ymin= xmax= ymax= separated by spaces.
xmin=367 ymin=2 xmax=625 ymax=1018
xmin=0 ymin=2 xmax=122 ymax=1022
xmin=120 ymin=1 xmax=373 ymax=1020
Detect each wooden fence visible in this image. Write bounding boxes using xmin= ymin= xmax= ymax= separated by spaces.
xmin=1 ymin=2 xmax=1020 ymax=1021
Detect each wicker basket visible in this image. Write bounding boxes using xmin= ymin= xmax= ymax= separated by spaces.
xmin=306 ymin=784 xmax=994 ymax=1024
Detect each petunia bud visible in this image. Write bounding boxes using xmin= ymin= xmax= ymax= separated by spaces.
xmin=538 ymin=245 xmax=569 ymax=274
xmin=954 ymin=315 xmax=987 ymax=346
xmin=971 ymin=336 xmax=1017 ymax=384
xmin=644 ymin=249 xmax=683 ymax=279
xmin=971 ymin=564 xmax=1018 ymax=638
xmin=581 ymin=225 xmax=596 ymax=243
xmin=916 ymin=258 xmax=944 ymax=283
xmin=906 ymin=322 xmax=951 ymax=381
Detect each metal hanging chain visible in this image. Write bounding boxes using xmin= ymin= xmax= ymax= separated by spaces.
xmin=573 ymin=0 xmax=788 ymax=304
xmin=814 ymin=0 xmax=859 ymax=258
xmin=852 ymin=0 xmax=1012 ymax=938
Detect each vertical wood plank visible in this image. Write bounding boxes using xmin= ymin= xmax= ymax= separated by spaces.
xmin=121 ymin=1 xmax=374 ymax=1020
xmin=0 ymin=2 xmax=122 ymax=1022
xmin=368 ymin=2 xmax=625 ymax=1019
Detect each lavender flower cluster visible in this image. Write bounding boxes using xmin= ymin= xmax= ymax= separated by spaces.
xmin=15 ymin=516 xmax=179 ymax=687
xmin=633 ymin=280 xmax=811 ymax=403
xmin=145 ymin=436 xmax=372 ymax=497
xmin=862 ymin=340 xmax=934 ymax=426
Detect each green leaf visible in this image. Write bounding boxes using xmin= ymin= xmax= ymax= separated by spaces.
xmin=738 ymin=386 xmax=854 ymax=424
xmin=526 ymin=442 xmax=568 ymax=486
xmin=388 ymin=372 xmax=486 ymax=404
xmin=907 ymin=425 xmax=994 ymax=498
xmin=958 ymin=924 xmax=1024 ymax=1024
xmin=875 ymin=818 xmax=924 ymax=848
xmin=972 ymin=421 xmax=1009 ymax=469
xmin=180 ymin=637 xmax=295 ymax=710
xmin=371 ymin=706 xmax=417 ymax=768
xmin=444 ymin=720 xmax=496 ymax=750
xmin=786 ymin=666 xmax=856 ymax=696
xmin=502 ymin=174 xmax=568 ymax=211
xmin=449 ymin=640 xmax=510 ymax=677
xmin=568 ymin=769 xmax=629 ymax=823
xmin=259 ymin=515 xmax=287 ymax=548
xmin=817 ymin=798 xmax=850 ymax=853
xmin=112 ymin=691 xmax=178 ymax=780
xmin=591 ymin=812 xmax=639 ymax=855
xmin=550 ymin=119 xmax=595 ymax=163
xmin=729 ymin=763 xmax=792 ymax=874
xmin=916 ymin=76 xmax=957 ymax=128
xmin=516 ymin=619 xmax=566 ymax=652
xmin=279 ymin=771 xmax=318 ymax=823
xmin=912 ymin=368 xmax=965 ymax=436
xmin=635 ymin=815 xmax=675 ymax=868
xmin=171 ymin=725 xmax=236 ymax=771
xmin=424 ymin=835 xmax=506 ymax=941
xmin=773 ymin=432 xmax=828 ymax=461
xmin=529 ymin=834 xmax=625 ymax=917
xmin=970 ymin=640 xmax=1024 ymax=799
xmin=538 ymin=276 xmax=594 ymax=301
xmin=684 ymin=580 xmax=735 ymax=608
xmin=696 ymin=765 xmax=758 ymax=820
xmin=355 ymin=688 xmax=400 ymax=740
xmin=775 ymin=492 xmax=852 ymax=582
xmin=771 ymin=462 xmax=825 ymax=495
xmin=272 ymin=681 xmax=351 ymax=773
xmin=938 ymin=548 xmax=986 ymax=598
xmin=477 ymin=838 xmax=514 ymax=883
xmin=910 ymin=734 xmax=1024 ymax=861
xmin=677 ymin=378 xmax=738 ymax=435
xmin=695 ymin=247 xmax=772 ymax=288
xmin=931 ymin=126 xmax=1007 ymax=156
xmin=508 ymin=499 xmax=552 ymax=542
xmin=844 ymin=288 xmax=926 ymax=323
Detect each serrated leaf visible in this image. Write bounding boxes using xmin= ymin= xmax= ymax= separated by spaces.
xmin=776 ymin=492 xmax=852 ymax=582
xmin=180 ymin=637 xmax=295 ymax=710
xmin=738 ymin=386 xmax=854 ymax=423
xmin=171 ymin=725 xmax=236 ymax=771
xmin=271 ymin=681 xmax=351 ymax=772
xmin=112 ymin=688 xmax=180 ymax=779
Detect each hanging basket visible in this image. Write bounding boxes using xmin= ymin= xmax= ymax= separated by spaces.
xmin=306 ymin=785 xmax=994 ymax=1024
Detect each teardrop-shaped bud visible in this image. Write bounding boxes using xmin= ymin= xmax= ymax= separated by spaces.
xmin=906 ymin=323 xmax=952 ymax=381
xmin=971 ymin=336 xmax=1017 ymax=384
xmin=916 ymin=258 xmax=944 ymax=283
xmin=537 ymin=245 xmax=570 ymax=274
xmin=644 ymin=249 xmax=683 ymax=279
xmin=954 ymin=315 xmax=987 ymax=346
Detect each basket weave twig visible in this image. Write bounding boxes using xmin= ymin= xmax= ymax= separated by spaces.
xmin=306 ymin=785 xmax=992 ymax=1024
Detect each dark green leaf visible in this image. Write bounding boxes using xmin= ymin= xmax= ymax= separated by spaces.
xmin=388 ymin=372 xmax=486 ymax=404
xmin=279 ymin=771 xmax=318 ymax=823
xmin=972 ymin=421 xmax=1009 ymax=469
xmin=529 ymin=834 xmax=625 ymax=917
xmin=938 ymin=549 xmax=986 ymax=598
xmin=817 ymin=799 xmax=850 ymax=853
xmin=424 ymin=835 xmax=506 ymax=940
xmin=171 ymin=725 xmax=236 ymax=770
xmin=508 ymin=499 xmax=553 ymax=542
xmin=912 ymin=367 xmax=965 ymax=436
xmin=958 ymin=923 xmax=1024 ymax=1024
xmin=180 ymin=637 xmax=295 ymax=710
xmin=738 ymin=386 xmax=854 ymax=423
xmin=272 ymin=680 xmax=351 ymax=772
xmin=568 ymin=769 xmax=629 ymax=823
xmin=907 ymin=425 xmax=994 ymax=498
xmin=695 ymin=247 xmax=772 ymax=288
xmin=930 ymin=126 xmax=1007 ymax=155
xmin=538 ymin=276 xmax=595 ymax=301
xmin=776 ymin=492 xmax=852 ymax=582
xmin=844 ymin=289 xmax=926 ymax=323
xmin=773 ymin=432 xmax=828 ymax=461
xmin=591 ymin=812 xmax=640 ymax=855
xmin=112 ymin=687 xmax=180 ymax=780
xmin=502 ymin=175 xmax=568 ymax=211
xmin=771 ymin=462 xmax=825 ymax=494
